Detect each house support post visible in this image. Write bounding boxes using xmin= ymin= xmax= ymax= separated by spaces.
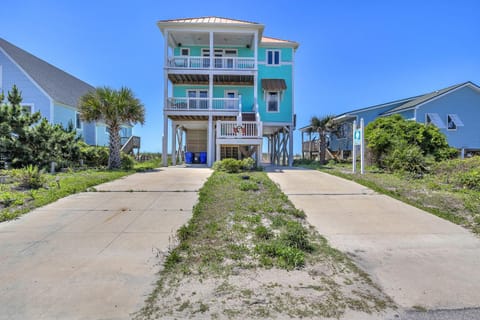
xmin=171 ymin=121 xmax=176 ymax=166
xmin=162 ymin=115 xmax=168 ymax=166
xmin=207 ymin=115 xmax=213 ymax=166
xmin=288 ymin=125 xmax=294 ymax=166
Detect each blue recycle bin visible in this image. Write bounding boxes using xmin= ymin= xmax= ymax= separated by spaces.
xmin=199 ymin=152 xmax=207 ymax=164
xmin=185 ymin=152 xmax=193 ymax=164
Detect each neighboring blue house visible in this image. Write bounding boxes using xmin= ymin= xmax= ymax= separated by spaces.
xmin=301 ymin=82 xmax=480 ymax=158
xmin=0 ymin=37 xmax=133 ymax=147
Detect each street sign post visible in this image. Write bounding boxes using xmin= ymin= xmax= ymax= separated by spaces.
xmin=352 ymin=118 xmax=365 ymax=174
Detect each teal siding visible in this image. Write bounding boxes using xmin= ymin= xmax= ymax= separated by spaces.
xmin=258 ymin=64 xmax=293 ymax=123
xmin=258 ymin=47 xmax=293 ymax=62
xmin=173 ymin=46 xmax=254 ymax=57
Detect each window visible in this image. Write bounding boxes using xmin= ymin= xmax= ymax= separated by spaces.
xmin=21 ymin=104 xmax=33 ymax=114
xmin=180 ymin=48 xmax=189 ymax=56
xmin=267 ymin=92 xmax=279 ymax=112
xmin=266 ymin=50 xmax=280 ymax=65
xmin=75 ymin=112 xmax=82 ymax=129
xmin=425 ymin=113 xmax=446 ymax=128
xmin=447 ymin=114 xmax=464 ymax=131
xmin=187 ymin=90 xmax=208 ymax=109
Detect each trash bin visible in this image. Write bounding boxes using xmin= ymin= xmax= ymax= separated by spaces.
xmin=199 ymin=152 xmax=207 ymax=164
xmin=185 ymin=152 xmax=193 ymax=164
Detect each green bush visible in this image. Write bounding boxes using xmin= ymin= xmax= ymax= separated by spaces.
xmin=11 ymin=165 xmax=46 ymax=189
xmin=79 ymin=142 xmax=109 ymax=167
xmin=213 ymin=158 xmax=241 ymax=173
xmin=121 ymin=153 xmax=135 ymax=170
xmin=383 ymin=144 xmax=432 ymax=174
xmin=365 ymin=114 xmax=455 ymax=173
xmin=213 ymin=158 xmax=256 ymax=173
xmin=456 ymin=169 xmax=480 ymax=191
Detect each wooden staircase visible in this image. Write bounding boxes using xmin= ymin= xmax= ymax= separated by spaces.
xmin=120 ymin=136 xmax=141 ymax=155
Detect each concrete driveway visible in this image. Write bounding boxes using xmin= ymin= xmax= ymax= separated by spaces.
xmin=0 ymin=167 xmax=211 ymax=320
xmin=267 ymin=167 xmax=480 ymax=312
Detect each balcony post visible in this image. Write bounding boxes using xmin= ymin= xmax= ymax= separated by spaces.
xmin=162 ymin=115 xmax=168 ymax=166
xmin=171 ymin=121 xmax=176 ymax=166
xmin=207 ymin=116 xmax=213 ymax=166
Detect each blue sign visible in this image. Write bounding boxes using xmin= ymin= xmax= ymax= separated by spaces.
xmin=353 ymin=129 xmax=362 ymax=145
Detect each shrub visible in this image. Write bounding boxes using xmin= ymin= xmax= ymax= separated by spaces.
xmin=456 ymin=169 xmax=480 ymax=191
xmin=213 ymin=158 xmax=241 ymax=173
xmin=365 ymin=115 xmax=455 ymax=173
xmin=79 ymin=142 xmax=109 ymax=167
xmin=11 ymin=165 xmax=46 ymax=189
xmin=383 ymin=144 xmax=432 ymax=174
xmin=213 ymin=158 xmax=256 ymax=173
xmin=121 ymin=153 xmax=135 ymax=170
xmin=240 ymin=157 xmax=255 ymax=170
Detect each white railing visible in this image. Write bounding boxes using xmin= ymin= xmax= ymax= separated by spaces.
xmin=167 ymin=97 xmax=240 ymax=111
xmin=167 ymin=56 xmax=255 ymax=70
xmin=217 ymin=121 xmax=262 ymax=139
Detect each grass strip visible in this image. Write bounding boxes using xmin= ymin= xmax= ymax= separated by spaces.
xmin=0 ymin=169 xmax=131 ymax=222
xmin=135 ymin=170 xmax=395 ymax=319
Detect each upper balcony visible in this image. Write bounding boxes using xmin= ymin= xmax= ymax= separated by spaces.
xmin=167 ymin=56 xmax=255 ymax=71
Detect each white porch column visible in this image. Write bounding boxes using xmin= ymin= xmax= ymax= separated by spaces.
xmin=207 ymin=116 xmax=213 ymax=166
xmin=209 ymin=31 xmax=214 ymax=110
xmin=171 ymin=121 xmax=176 ymax=166
xmin=216 ymin=143 xmax=221 ymax=163
xmin=162 ymin=115 xmax=168 ymax=166
xmin=162 ymin=31 xmax=169 ymax=167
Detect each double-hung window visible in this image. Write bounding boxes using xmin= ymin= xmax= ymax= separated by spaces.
xmin=75 ymin=112 xmax=82 ymax=129
xmin=267 ymin=92 xmax=279 ymax=112
xmin=266 ymin=50 xmax=280 ymax=65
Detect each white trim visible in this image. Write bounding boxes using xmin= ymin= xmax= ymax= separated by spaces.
xmin=266 ymin=91 xmax=280 ymax=113
xmin=383 ymin=82 xmax=480 ymax=116
xmin=257 ymin=61 xmax=293 ymax=66
xmin=21 ymin=102 xmax=34 ymax=114
xmin=0 ymin=46 xmax=54 ymax=111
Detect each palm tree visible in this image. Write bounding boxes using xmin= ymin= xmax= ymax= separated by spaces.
xmin=78 ymin=86 xmax=145 ymax=169
xmin=309 ymin=115 xmax=335 ymax=164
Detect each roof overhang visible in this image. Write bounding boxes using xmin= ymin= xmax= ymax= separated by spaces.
xmin=157 ymin=17 xmax=265 ymax=47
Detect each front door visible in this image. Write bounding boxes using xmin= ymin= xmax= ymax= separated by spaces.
xmin=225 ymin=90 xmax=237 ymax=109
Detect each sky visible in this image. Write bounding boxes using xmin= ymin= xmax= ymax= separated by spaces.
xmin=1 ymin=0 xmax=479 ymax=154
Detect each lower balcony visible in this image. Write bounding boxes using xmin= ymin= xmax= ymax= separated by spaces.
xmin=217 ymin=121 xmax=262 ymax=139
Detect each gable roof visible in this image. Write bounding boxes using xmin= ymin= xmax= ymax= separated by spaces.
xmin=334 ymin=81 xmax=480 ymax=122
xmin=0 ymin=37 xmax=95 ymax=107
xmin=261 ymin=36 xmax=299 ymax=49
xmin=158 ymin=16 xmax=260 ymax=25
xmin=381 ymin=82 xmax=477 ymax=116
